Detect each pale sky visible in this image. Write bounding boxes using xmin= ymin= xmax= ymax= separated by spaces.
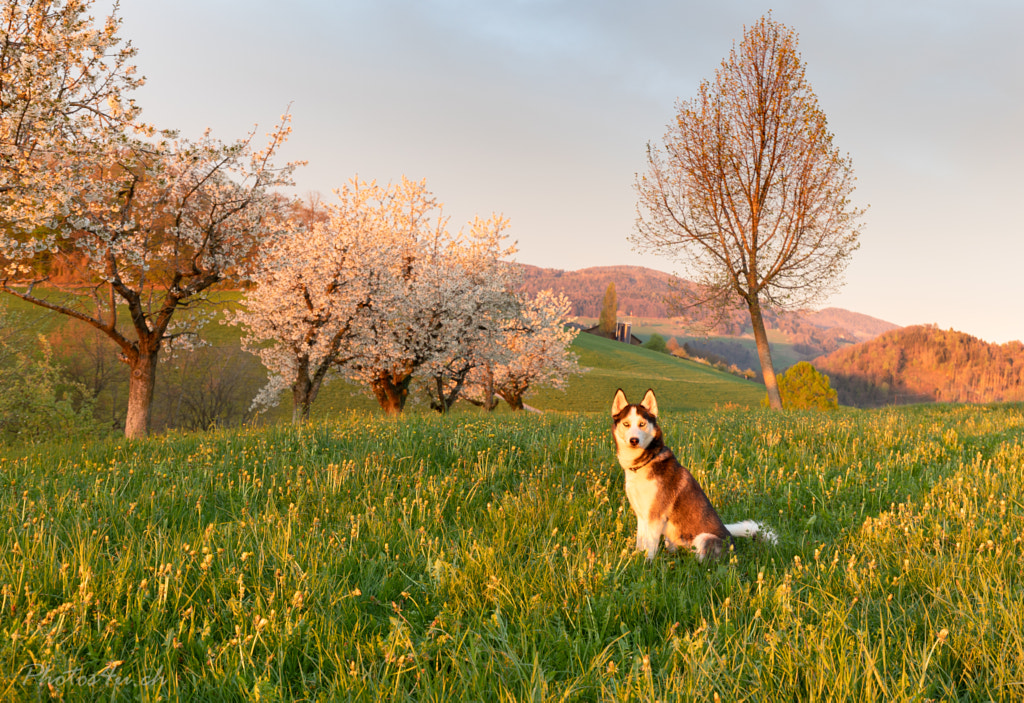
xmin=117 ymin=0 xmax=1023 ymax=344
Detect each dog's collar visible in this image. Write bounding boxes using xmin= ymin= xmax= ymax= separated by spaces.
xmin=624 ymin=447 xmax=666 ymax=472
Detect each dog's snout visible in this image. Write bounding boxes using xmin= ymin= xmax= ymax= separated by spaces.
xmin=629 ymin=437 xmax=640 ymax=447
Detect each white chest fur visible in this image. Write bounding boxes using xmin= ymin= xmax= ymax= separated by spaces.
xmin=624 ymin=467 xmax=659 ymax=521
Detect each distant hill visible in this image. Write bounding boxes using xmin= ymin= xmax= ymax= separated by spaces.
xmin=814 ymin=325 xmax=1024 ymax=407
xmin=518 ymin=264 xmax=681 ymax=319
xmin=803 ymin=308 xmax=899 ymax=342
xmin=517 ymin=263 xmax=899 ymax=362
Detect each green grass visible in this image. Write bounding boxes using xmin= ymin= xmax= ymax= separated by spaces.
xmin=528 ymin=332 xmax=763 ymax=413
xmin=2 ymin=403 xmax=1023 ymax=700
xmin=270 ymin=330 xmax=765 ymax=424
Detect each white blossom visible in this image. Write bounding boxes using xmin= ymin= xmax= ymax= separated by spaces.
xmin=228 ymin=180 xmax=393 ymax=422
xmin=0 ymin=0 xmax=298 ymax=437
xmin=339 ymin=182 xmax=518 ymax=413
xmin=465 ymin=290 xmax=582 ymax=410
xmin=235 ymin=176 xmax=524 ymax=416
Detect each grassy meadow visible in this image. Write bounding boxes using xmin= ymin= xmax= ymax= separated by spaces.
xmin=2 ymin=402 xmax=1023 ymax=701
xmin=514 ymin=332 xmax=763 ymax=413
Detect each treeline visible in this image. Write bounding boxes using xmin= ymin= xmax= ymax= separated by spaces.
xmin=680 ymin=339 xmax=761 ymax=379
xmin=49 ymin=323 xmax=265 ymax=433
xmin=814 ymin=325 xmax=1024 ymax=407
xmin=0 ymin=179 xmax=583 ymax=442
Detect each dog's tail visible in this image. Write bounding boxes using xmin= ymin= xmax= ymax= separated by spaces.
xmin=725 ymin=520 xmax=778 ymax=545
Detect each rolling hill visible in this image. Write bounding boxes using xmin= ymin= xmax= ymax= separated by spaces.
xmin=527 ymin=331 xmax=764 ymax=412
xmin=813 ymin=325 xmax=1024 ymax=407
xmin=518 ymin=263 xmax=900 ymax=368
xmin=519 ymin=264 xmax=682 ymax=319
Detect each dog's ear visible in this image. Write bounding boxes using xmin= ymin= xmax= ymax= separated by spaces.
xmin=611 ymin=389 xmax=629 ymax=416
xmin=640 ymin=389 xmax=658 ymax=417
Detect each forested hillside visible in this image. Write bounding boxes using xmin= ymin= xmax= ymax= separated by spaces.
xmin=814 ymin=325 xmax=1024 ymax=407
xmin=518 ymin=264 xmax=681 ymax=318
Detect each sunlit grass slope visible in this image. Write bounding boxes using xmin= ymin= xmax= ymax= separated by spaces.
xmin=527 ymin=332 xmax=764 ymax=413
xmin=271 ymin=330 xmax=765 ymax=421
xmin=2 ymin=404 xmax=1023 ymax=700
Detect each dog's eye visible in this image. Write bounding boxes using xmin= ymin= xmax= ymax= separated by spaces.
xmin=638 ymin=421 xmax=646 ymax=428
xmin=622 ymin=421 xmax=630 ymax=428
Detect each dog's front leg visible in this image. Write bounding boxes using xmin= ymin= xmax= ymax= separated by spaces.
xmin=636 ymin=518 xmax=664 ymax=561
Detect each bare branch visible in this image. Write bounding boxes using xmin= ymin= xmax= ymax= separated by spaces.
xmin=633 ymin=14 xmax=864 ymax=409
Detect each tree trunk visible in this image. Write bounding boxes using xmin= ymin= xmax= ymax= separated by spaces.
xmin=430 ymin=370 xmax=470 ymax=414
xmin=464 ymin=395 xmax=500 ymax=411
xmin=124 ymin=348 xmax=159 ymax=438
xmin=291 ymin=358 xmax=322 ymax=425
xmin=430 ymin=376 xmax=451 ymax=414
xmin=498 ymin=379 xmax=529 ymax=411
xmin=370 ymin=371 xmax=411 ymax=415
xmin=503 ymin=393 xmax=525 ymax=411
xmin=292 ymin=376 xmax=313 ymax=425
xmin=478 ymin=365 xmax=498 ymax=411
xmin=748 ymin=298 xmax=783 ymax=410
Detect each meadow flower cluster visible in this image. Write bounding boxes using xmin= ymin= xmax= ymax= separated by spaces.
xmin=0 ymin=404 xmax=1021 ymax=700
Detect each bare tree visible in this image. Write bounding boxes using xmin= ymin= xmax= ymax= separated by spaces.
xmin=160 ymin=346 xmax=259 ymax=431
xmin=634 ymin=14 xmax=863 ymax=409
xmin=50 ymin=322 xmax=123 ymax=427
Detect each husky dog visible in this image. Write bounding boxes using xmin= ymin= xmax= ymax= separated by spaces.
xmin=612 ymin=388 xmax=777 ymax=561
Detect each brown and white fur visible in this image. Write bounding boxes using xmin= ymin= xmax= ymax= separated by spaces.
xmin=612 ymin=388 xmax=777 ymax=561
